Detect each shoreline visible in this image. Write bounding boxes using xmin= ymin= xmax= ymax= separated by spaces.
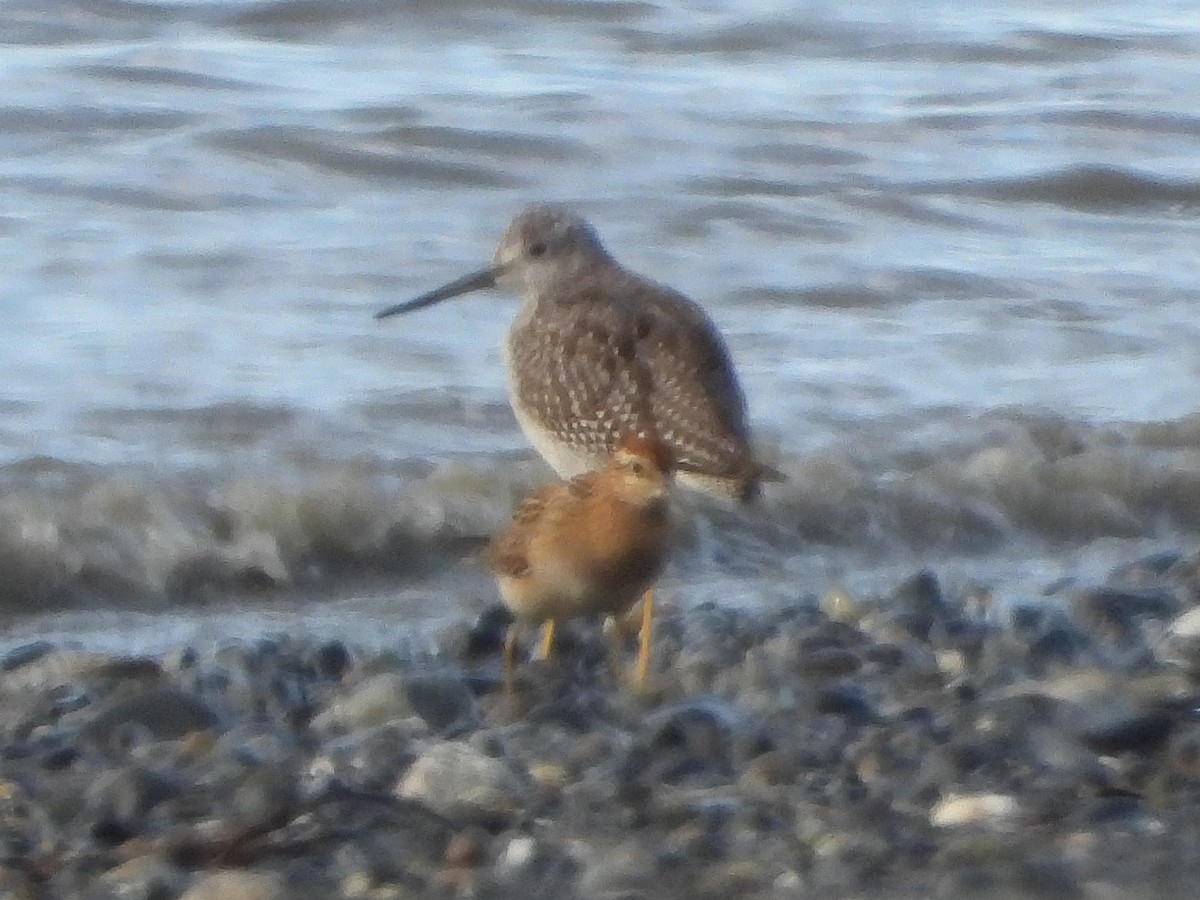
xmin=2 ymin=550 xmax=1200 ymax=897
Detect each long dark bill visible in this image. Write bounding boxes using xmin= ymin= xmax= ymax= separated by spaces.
xmin=374 ymin=266 xmax=499 ymax=319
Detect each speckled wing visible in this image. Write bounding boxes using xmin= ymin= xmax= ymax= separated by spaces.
xmin=507 ymin=269 xmax=754 ymax=481
xmin=485 ymin=487 xmax=552 ymax=578
xmin=486 ymin=474 xmax=599 ymax=578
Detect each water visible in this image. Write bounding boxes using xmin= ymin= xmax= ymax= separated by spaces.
xmin=2 ymin=0 xmax=1199 ymax=651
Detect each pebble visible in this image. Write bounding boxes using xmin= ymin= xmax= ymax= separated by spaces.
xmin=96 ymin=854 xmax=186 ymax=900
xmin=444 ymin=826 xmax=489 ymax=868
xmin=0 ymin=557 xmax=1195 ymax=897
xmin=397 ymin=740 xmax=526 ymax=825
xmin=931 ymin=793 xmax=1021 ymax=830
xmin=179 ymin=871 xmax=287 ymax=900
xmin=311 ymin=673 xmax=411 ymax=732
xmin=1079 ymin=709 xmax=1176 ymax=756
xmin=1071 ymin=585 xmax=1180 ymax=640
xmin=81 ymin=686 xmax=220 ymax=745
xmin=401 ymin=670 xmax=478 ymax=733
xmin=86 ymin=765 xmax=185 ymax=841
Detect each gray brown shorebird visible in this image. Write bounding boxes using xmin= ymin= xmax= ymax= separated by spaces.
xmin=375 ymin=203 xmax=778 ymax=503
xmin=484 ymin=436 xmax=674 ymax=692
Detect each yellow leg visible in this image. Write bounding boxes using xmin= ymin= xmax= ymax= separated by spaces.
xmin=635 ymin=588 xmax=655 ymax=686
xmin=536 ymin=619 xmax=557 ymax=660
xmin=503 ymin=624 xmax=520 ymax=696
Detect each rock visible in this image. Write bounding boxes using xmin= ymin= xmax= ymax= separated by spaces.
xmin=494 ymin=835 xmax=539 ymax=878
xmin=179 ymin=871 xmax=286 ymax=900
xmin=0 ymin=641 xmax=54 ymax=672
xmin=0 ymin=863 xmax=39 ymax=900
xmin=638 ymin=696 xmax=755 ymax=782
xmin=311 ymin=673 xmax=410 ymax=732
xmin=1071 ymin=585 xmax=1179 ymax=640
xmin=86 ymin=767 xmax=185 ymax=843
xmin=1013 ymin=854 xmax=1085 ymax=899
xmin=81 ymin=687 xmax=219 ymax=746
xmin=889 ymin=569 xmax=949 ymax=641
xmin=397 ymin=741 xmax=526 ymax=825
xmin=1168 ymin=726 xmax=1200 ymax=779
xmin=1165 ymin=606 xmax=1200 ymax=672
xmin=402 ymin=671 xmax=478 ymax=733
xmin=96 ymin=854 xmax=186 ymax=900
xmin=820 ymin=589 xmax=860 ymax=625
xmin=814 ymin=681 xmax=876 ymax=724
xmin=313 ymin=640 xmax=352 ymax=680
xmin=1079 ymin=709 xmax=1176 ymax=756
xmin=575 ymin=840 xmax=656 ymax=898
xmin=336 ymin=722 xmax=423 ymax=791
xmin=313 ymin=669 xmax=476 ymax=735
xmin=1027 ymin=623 xmax=1087 ymax=670
xmin=440 ymin=603 xmax=513 ymax=662
xmin=931 ymin=793 xmax=1021 ymax=831
xmin=797 ymin=646 xmax=862 ymax=677
xmin=933 ymin=617 xmax=990 ymax=664
xmin=444 ymin=827 xmax=489 ymax=868
xmin=225 ymin=764 xmax=299 ymax=830
xmin=0 ymin=649 xmax=160 ymax=693
xmin=330 ymin=832 xmax=419 ymax=890
xmin=1108 ymin=550 xmax=1183 ymax=584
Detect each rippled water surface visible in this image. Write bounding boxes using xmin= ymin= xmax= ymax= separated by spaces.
xmin=2 ymin=0 xmax=1199 ymax=649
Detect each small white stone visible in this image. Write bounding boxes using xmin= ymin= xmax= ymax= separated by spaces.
xmin=398 ymin=741 xmax=525 ymax=821
xmin=773 ymin=869 xmax=804 ymax=894
xmin=497 ymin=836 xmax=538 ymax=876
xmin=930 ymin=792 xmax=1020 ymax=830
xmin=179 ymin=871 xmax=285 ymax=900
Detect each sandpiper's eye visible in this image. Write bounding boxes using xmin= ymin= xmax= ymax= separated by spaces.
xmin=528 ymin=241 xmax=548 ymax=258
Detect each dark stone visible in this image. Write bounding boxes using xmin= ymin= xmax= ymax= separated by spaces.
xmin=463 ymin=604 xmax=514 ymax=660
xmin=1009 ymin=603 xmax=1045 ymax=635
xmin=82 ymin=687 xmax=220 ymax=746
xmin=1015 ymin=855 xmax=1084 ymax=900
xmin=890 ymin=569 xmax=948 ymax=641
xmin=40 ymin=743 xmax=78 ymax=770
xmin=797 ymin=646 xmax=862 ymax=677
xmin=1080 ymin=710 xmax=1175 ymax=756
xmin=1 ymin=641 xmax=54 ymax=671
xmin=314 ymin=640 xmax=352 ymax=680
xmin=86 ymin=766 xmax=184 ymax=841
xmin=936 ymin=617 xmax=991 ymax=662
xmin=1028 ymin=625 xmax=1086 ymax=669
xmin=349 ymin=724 xmax=419 ymax=792
xmin=1109 ymin=550 xmax=1183 ymax=582
xmin=1072 ymin=586 xmax=1180 ymax=640
xmin=864 ymin=643 xmax=907 ymax=671
xmin=404 ymin=671 xmax=478 ymax=733
xmin=227 ymin=764 xmax=299 ymax=830
xmin=638 ymin=696 xmax=750 ymax=782
xmin=814 ymin=681 xmax=876 ymax=724
xmin=1086 ymin=794 xmax=1149 ymax=825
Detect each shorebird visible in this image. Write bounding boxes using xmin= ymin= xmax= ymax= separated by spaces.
xmin=376 ymin=205 xmax=780 ymax=686
xmin=375 ymin=203 xmax=779 ymax=504
xmin=484 ymin=436 xmax=674 ymax=692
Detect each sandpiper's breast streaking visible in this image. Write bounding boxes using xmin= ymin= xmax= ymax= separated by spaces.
xmin=375 ymin=204 xmax=779 ymax=503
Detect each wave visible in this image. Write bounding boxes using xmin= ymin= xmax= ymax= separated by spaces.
xmin=926 ymin=165 xmax=1200 ymax=212
xmin=1 ymin=407 xmax=1198 ymax=613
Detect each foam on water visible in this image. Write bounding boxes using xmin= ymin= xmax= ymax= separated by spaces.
xmin=0 ymin=403 xmax=1195 ymax=627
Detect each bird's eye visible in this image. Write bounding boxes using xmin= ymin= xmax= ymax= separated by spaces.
xmin=528 ymin=241 xmax=548 ymax=258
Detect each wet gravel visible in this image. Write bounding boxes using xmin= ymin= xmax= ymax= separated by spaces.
xmin=5 ymin=551 xmax=1200 ymax=898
